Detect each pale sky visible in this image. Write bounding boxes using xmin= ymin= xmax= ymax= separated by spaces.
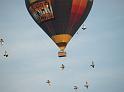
xmin=0 ymin=0 xmax=124 ymax=92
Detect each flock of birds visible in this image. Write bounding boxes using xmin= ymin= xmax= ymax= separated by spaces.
xmin=44 ymin=25 xmax=94 ymax=91
xmin=1 ymin=26 xmax=94 ymax=91
xmin=0 ymin=38 xmax=8 ymax=58
xmin=45 ymin=61 xmax=95 ymax=91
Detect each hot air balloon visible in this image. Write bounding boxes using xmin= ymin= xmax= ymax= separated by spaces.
xmin=25 ymin=0 xmax=93 ymax=57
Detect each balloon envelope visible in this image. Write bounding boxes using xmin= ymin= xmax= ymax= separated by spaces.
xmin=25 ymin=0 xmax=93 ymax=51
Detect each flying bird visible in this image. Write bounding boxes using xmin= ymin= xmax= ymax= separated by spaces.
xmin=90 ymin=61 xmax=95 ymax=68
xmin=4 ymin=51 xmax=8 ymax=57
xmin=60 ymin=64 xmax=65 ymax=70
xmin=82 ymin=24 xmax=87 ymax=30
xmin=84 ymin=81 xmax=89 ymax=89
xmin=74 ymin=86 xmax=78 ymax=90
xmin=46 ymin=80 xmax=51 ymax=86
xmin=0 ymin=38 xmax=4 ymax=46
xmin=77 ymin=24 xmax=86 ymax=34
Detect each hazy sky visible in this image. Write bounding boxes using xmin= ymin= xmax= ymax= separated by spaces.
xmin=0 ymin=0 xmax=124 ymax=92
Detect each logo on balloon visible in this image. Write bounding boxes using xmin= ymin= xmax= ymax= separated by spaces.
xmin=29 ymin=0 xmax=54 ymax=23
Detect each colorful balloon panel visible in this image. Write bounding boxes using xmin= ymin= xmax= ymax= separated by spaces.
xmin=25 ymin=0 xmax=93 ymax=50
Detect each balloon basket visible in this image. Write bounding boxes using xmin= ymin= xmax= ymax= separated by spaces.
xmin=58 ymin=50 xmax=66 ymax=57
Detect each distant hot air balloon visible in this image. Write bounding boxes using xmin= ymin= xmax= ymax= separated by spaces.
xmin=25 ymin=0 xmax=93 ymax=57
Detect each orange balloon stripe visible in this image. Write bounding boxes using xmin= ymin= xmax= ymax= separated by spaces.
xmin=75 ymin=0 xmax=87 ymax=21
xmin=68 ymin=0 xmax=87 ymax=32
xmin=68 ymin=0 xmax=81 ymax=28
